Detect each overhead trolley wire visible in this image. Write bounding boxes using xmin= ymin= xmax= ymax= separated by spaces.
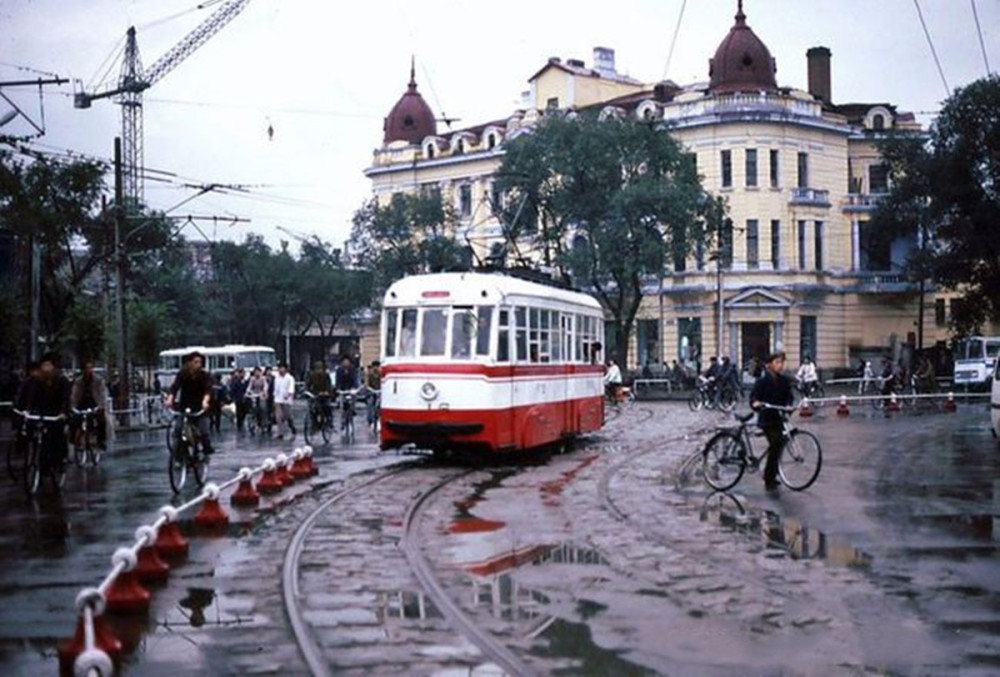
xmin=912 ymin=0 xmax=951 ymax=97
xmin=661 ymin=0 xmax=688 ymax=82
xmin=970 ymin=0 xmax=992 ymax=75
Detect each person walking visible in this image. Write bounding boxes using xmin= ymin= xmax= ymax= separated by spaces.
xmin=749 ymin=350 xmax=794 ymax=491
xmin=272 ymin=362 xmax=297 ymax=439
xmin=229 ymin=368 xmax=249 ymax=431
xmin=603 ymin=358 xmax=622 ymax=404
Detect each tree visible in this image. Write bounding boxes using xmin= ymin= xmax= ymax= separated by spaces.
xmin=350 ymin=189 xmax=468 ymax=299
xmin=494 ymin=113 xmax=723 ymax=366
xmin=874 ymin=75 xmax=1000 ymax=334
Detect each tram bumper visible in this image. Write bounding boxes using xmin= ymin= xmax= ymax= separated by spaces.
xmin=384 ymin=420 xmax=484 ymax=438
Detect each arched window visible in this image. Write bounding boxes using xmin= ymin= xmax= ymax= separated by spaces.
xmin=872 ymin=114 xmax=885 ymax=130
xmin=487 ymin=133 xmax=496 ymax=150
xmin=426 ymin=144 xmax=435 ymax=159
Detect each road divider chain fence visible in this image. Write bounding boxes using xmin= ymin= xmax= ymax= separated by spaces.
xmin=58 ymin=446 xmax=318 ymax=676
xmin=794 ymin=390 xmax=987 ymax=418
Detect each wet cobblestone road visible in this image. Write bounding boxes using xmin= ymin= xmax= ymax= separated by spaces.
xmin=1 ymin=400 xmax=998 ymax=675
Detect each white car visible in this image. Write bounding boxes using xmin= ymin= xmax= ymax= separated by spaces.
xmin=991 ymin=357 xmax=1000 ymax=440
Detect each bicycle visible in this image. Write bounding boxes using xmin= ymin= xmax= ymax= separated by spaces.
xmin=167 ymin=408 xmax=209 ymax=494
xmin=303 ymin=391 xmax=333 ymax=445
xmin=701 ymin=404 xmax=822 ymax=492
xmin=689 ymin=376 xmax=738 ymax=413
xmin=366 ymin=388 xmax=381 ymax=436
xmin=246 ymin=395 xmax=265 ymax=436
xmin=337 ymin=389 xmax=358 ymax=443
xmin=71 ymin=407 xmax=103 ymax=467
xmin=794 ymin=379 xmax=826 ymax=406
xmin=14 ymin=409 xmax=67 ymax=496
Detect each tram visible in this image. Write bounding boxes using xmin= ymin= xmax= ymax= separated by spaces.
xmin=379 ymin=272 xmax=606 ymax=455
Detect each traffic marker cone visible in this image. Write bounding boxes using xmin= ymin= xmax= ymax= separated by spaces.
xmin=943 ymin=391 xmax=957 ymax=413
xmin=230 ymin=468 xmax=260 ymax=507
xmin=275 ymin=453 xmax=295 ymax=487
xmin=303 ymin=445 xmax=319 ymax=476
xmin=887 ymin=392 xmax=901 ymax=413
xmin=194 ymin=498 xmax=230 ymax=531
xmin=134 ymin=545 xmax=170 ymax=584
xmin=105 ymin=571 xmax=151 ymax=614
xmin=257 ymin=459 xmax=283 ymax=494
xmin=58 ymin=614 xmax=122 ymax=676
xmin=154 ymin=522 xmax=189 ymax=559
xmin=836 ymin=395 xmax=850 ymax=417
xmin=798 ymin=398 xmax=813 ymax=417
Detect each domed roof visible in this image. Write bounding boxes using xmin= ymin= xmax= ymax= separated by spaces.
xmin=708 ymin=1 xmax=778 ymax=94
xmin=383 ymin=60 xmax=437 ymax=145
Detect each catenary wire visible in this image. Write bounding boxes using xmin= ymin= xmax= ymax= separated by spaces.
xmin=970 ymin=0 xmax=992 ymax=75
xmin=661 ymin=0 xmax=688 ymax=82
xmin=912 ymin=0 xmax=951 ymax=97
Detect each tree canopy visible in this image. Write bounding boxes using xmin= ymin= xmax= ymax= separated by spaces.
xmin=874 ymin=74 xmax=1000 ymax=333
xmin=494 ymin=113 xmax=723 ymax=365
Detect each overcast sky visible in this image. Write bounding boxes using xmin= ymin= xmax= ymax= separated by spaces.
xmin=2 ymin=0 xmax=997 ymax=251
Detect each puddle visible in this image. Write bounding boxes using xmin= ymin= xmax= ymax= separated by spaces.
xmin=699 ymin=493 xmax=872 ymax=567
xmin=530 ymin=617 xmax=653 ymax=675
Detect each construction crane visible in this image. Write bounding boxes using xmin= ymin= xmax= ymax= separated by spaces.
xmin=74 ymin=0 xmax=250 ymax=209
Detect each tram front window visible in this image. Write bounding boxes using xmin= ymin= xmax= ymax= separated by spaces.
xmin=400 ymin=309 xmax=418 ymax=356
xmin=476 ymin=307 xmax=492 ymax=356
xmin=421 ymin=308 xmax=448 ymax=356
xmin=451 ymin=308 xmax=475 ymax=359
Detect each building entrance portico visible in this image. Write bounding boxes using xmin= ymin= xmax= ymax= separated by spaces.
xmin=741 ymin=322 xmax=771 ymax=366
xmin=725 ymin=288 xmax=790 ymax=367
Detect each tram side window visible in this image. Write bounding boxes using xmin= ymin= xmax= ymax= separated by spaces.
xmin=551 ymin=311 xmax=562 ymax=362
xmin=421 ymin=308 xmax=448 ymax=356
xmin=515 ymin=307 xmax=527 ymax=361
xmin=574 ymin=315 xmax=584 ymax=364
xmin=539 ymin=310 xmax=550 ymax=362
xmin=476 ymin=306 xmax=492 ymax=356
xmin=529 ymin=307 xmax=540 ymax=362
xmin=451 ymin=307 xmax=475 ymax=359
xmin=400 ymin=309 xmax=418 ymax=357
xmin=384 ymin=309 xmax=398 ymax=358
xmin=497 ymin=309 xmax=510 ymax=362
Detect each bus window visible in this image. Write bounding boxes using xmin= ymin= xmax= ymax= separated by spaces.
xmin=969 ymin=340 xmax=984 ymax=359
xmin=421 ymin=308 xmax=448 ymax=356
xmin=451 ymin=307 xmax=475 ymax=359
xmin=987 ymin=340 xmax=1000 ymax=358
xmin=384 ymin=309 xmax=398 ymax=358
xmin=515 ymin=307 xmax=527 ymax=361
xmin=475 ymin=307 xmax=492 ymax=356
xmin=497 ymin=309 xmax=510 ymax=362
xmin=400 ymin=309 xmax=418 ymax=356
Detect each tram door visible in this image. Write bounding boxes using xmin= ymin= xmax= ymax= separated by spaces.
xmin=559 ymin=313 xmax=572 ymax=435
xmin=496 ymin=307 xmax=515 ymax=448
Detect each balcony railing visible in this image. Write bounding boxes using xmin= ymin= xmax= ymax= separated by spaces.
xmin=789 ymin=187 xmax=830 ymax=207
xmin=842 ymin=193 xmax=886 ymax=212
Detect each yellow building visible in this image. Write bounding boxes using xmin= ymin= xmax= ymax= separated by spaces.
xmin=365 ymin=5 xmax=966 ymax=373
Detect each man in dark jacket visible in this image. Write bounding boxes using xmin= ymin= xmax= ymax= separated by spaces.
xmin=166 ymin=351 xmax=215 ymax=455
xmin=23 ymin=352 xmax=71 ymax=468
xmin=749 ymin=350 xmax=794 ymax=491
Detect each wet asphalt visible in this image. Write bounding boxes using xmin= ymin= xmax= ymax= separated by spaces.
xmin=0 ymin=399 xmax=997 ymax=674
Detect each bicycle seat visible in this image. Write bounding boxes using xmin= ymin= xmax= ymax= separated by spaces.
xmin=735 ymin=411 xmax=755 ymax=423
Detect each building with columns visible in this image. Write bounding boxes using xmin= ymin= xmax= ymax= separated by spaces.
xmin=365 ymin=3 xmax=965 ymax=373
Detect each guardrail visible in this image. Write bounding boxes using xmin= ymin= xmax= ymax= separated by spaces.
xmin=59 ymin=446 xmax=318 ymax=675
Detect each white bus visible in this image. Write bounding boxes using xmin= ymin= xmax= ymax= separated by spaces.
xmin=157 ymin=345 xmax=277 ymax=381
xmin=991 ymin=356 xmax=1000 ymax=442
xmin=952 ymin=336 xmax=1000 ymax=390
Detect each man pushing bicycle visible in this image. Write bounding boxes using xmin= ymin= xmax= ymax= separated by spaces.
xmin=749 ymin=350 xmax=794 ymax=492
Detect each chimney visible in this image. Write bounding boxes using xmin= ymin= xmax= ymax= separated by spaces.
xmin=806 ymin=46 xmax=832 ymax=104
xmin=593 ymin=47 xmax=616 ymax=76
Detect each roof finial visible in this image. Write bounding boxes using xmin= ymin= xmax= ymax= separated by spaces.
xmin=736 ymin=0 xmax=746 ymax=23
xmin=408 ymin=55 xmax=417 ymax=90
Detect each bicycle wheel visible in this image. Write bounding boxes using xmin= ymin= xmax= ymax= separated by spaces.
xmin=303 ymin=411 xmax=315 ymax=445
xmin=320 ymin=411 xmax=332 ymax=444
xmin=50 ymin=456 xmax=67 ymax=491
xmin=74 ymin=432 xmax=87 ymax=467
xmin=689 ymin=389 xmax=705 ymax=412
xmin=23 ymin=441 xmax=40 ymax=496
xmin=342 ymin=410 xmax=355 ymax=444
xmin=247 ymin=410 xmax=258 ymax=436
xmin=191 ymin=441 xmax=208 ymax=488
xmin=779 ymin=429 xmax=822 ymax=491
xmin=718 ymin=388 xmax=737 ymax=413
xmin=702 ymin=432 xmax=747 ymax=491
xmin=169 ymin=441 xmax=188 ymax=493
xmin=811 ymin=383 xmax=826 ymax=407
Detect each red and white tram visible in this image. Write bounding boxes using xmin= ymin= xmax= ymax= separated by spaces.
xmin=379 ymin=272 xmax=605 ymax=455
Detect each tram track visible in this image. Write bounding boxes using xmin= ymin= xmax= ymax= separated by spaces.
xmin=281 ymin=459 xmax=539 ymax=676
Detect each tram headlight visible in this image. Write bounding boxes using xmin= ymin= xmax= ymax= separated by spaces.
xmin=419 ymin=382 xmax=438 ymax=401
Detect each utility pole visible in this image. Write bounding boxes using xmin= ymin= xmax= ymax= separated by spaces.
xmin=114 ymin=138 xmax=129 ymax=424
xmin=29 ymin=236 xmax=40 ymax=361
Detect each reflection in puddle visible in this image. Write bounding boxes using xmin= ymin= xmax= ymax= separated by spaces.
xmin=377 ymin=589 xmax=443 ymax=621
xmin=530 ymin=617 xmax=653 ymax=676
xmin=699 ymin=493 xmax=872 ymax=567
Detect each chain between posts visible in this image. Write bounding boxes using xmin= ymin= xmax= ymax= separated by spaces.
xmin=71 ymin=447 xmax=313 ymax=676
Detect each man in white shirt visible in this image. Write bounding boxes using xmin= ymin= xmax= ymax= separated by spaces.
xmin=604 ymin=358 xmax=623 ymax=404
xmin=272 ymin=362 xmax=297 ymax=439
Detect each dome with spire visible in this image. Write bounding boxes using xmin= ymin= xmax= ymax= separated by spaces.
xmin=708 ymin=1 xmax=778 ymax=94
xmin=383 ymin=59 xmax=437 ymax=145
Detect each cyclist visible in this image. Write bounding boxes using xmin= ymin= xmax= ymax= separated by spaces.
xmin=749 ymin=350 xmax=794 ymax=492
xmin=306 ymin=360 xmax=333 ymax=425
xmin=363 ymin=360 xmax=381 ymax=429
xmin=165 ymin=351 xmax=215 ymax=456
xmin=717 ymin=355 xmax=740 ymax=404
xmin=22 ymin=352 xmax=71 ymax=470
xmin=333 ymin=356 xmax=360 ymax=429
xmin=246 ymin=367 xmax=268 ymax=429
xmin=795 ymin=355 xmax=820 ymax=399
xmin=914 ymin=354 xmax=936 ymax=394
xmin=70 ymin=360 xmax=108 ymax=452
xmin=603 ymin=358 xmax=622 ymax=404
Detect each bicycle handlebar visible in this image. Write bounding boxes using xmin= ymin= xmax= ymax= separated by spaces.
xmin=172 ymin=408 xmax=206 ymax=418
xmin=72 ymin=407 xmax=100 ymax=416
xmin=12 ymin=409 xmax=66 ymax=422
xmin=752 ymin=403 xmax=797 ymax=414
